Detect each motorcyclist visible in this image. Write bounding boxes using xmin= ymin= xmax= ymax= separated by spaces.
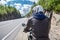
xmin=23 ymin=5 xmax=52 ymax=40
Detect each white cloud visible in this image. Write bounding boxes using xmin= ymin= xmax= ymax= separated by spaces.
xmin=23 ymin=4 xmax=32 ymax=8
xmin=20 ymin=4 xmax=32 ymax=16
xmin=14 ymin=3 xmax=22 ymax=6
xmin=19 ymin=10 xmax=24 ymax=16
xmin=14 ymin=3 xmax=22 ymax=10
xmin=9 ymin=3 xmax=31 ymax=16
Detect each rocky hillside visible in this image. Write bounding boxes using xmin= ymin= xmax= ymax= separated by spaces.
xmin=0 ymin=5 xmax=21 ymax=22
xmin=49 ymin=13 xmax=60 ymax=40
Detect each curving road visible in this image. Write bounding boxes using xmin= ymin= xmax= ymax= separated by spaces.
xmin=0 ymin=18 xmax=28 ymax=40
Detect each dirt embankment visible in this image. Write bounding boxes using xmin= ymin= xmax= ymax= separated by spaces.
xmin=49 ymin=13 xmax=60 ymax=40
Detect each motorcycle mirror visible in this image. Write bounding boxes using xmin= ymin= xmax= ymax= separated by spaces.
xmin=22 ymin=23 xmax=26 ymax=27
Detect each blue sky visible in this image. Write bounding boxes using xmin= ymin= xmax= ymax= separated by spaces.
xmin=0 ymin=0 xmax=38 ymax=16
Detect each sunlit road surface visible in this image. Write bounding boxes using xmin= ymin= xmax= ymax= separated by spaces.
xmin=14 ymin=25 xmax=29 ymax=40
xmin=0 ymin=18 xmax=28 ymax=40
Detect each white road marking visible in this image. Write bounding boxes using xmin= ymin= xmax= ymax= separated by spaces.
xmin=2 ymin=23 xmax=21 ymax=40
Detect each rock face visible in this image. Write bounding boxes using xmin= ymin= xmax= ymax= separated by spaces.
xmin=0 ymin=13 xmax=21 ymax=22
xmin=49 ymin=13 xmax=60 ymax=40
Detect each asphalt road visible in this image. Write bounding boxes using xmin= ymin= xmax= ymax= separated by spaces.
xmin=0 ymin=18 xmax=28 ymax=40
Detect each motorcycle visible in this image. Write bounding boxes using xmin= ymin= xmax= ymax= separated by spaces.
xmin=22 ymin=23 xmax=32 ymax=40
